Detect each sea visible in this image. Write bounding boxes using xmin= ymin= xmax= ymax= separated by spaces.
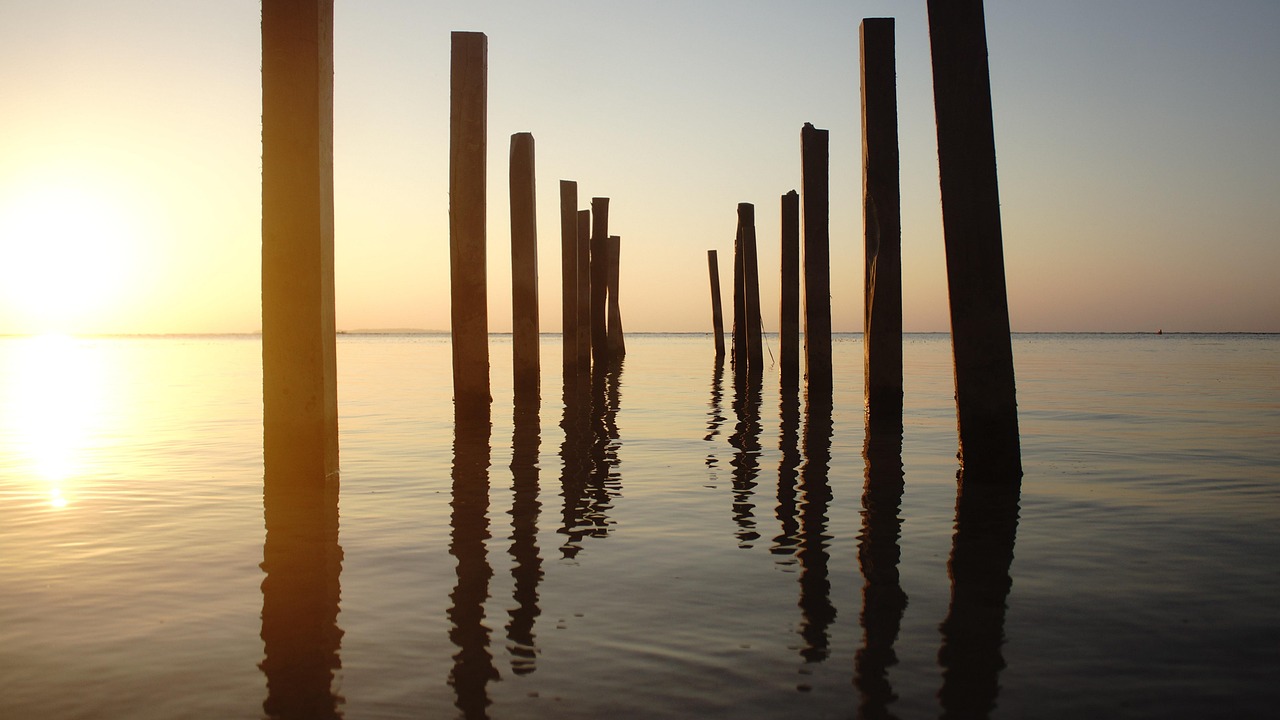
xmin=1 ymin=332 xmax=1277 ymax=719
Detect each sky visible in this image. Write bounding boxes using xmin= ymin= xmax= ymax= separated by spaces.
xmin=1 ymin=0 xmax=1277 ymax=335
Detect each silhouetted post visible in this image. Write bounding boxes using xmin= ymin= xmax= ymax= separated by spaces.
xmin=606 ymin=235 xmax=625 ymax=357
xmin=732 ymin=225 xmax=745 ymax=371
xmin=450 ymin=31 xmax=490 ymax=418
xmin=707 ymin=250 xmax=726 ymax=359
xmin=261 ymin=0 xmax=338 ymax=478
xmin=779 ymin=190 xmax=801 ymax=389
xmin=801 ymin=123 xmax=833 ymax=395
xmin=575 ymin=209 xmax=591 ymax=372
xmin=589 ymin=197 xmax=610 ymax=367
xmin=739 ymin=203 xmax=763 ymax=375
xmin=861 ymin=18 xmax=903 ymax=431
xmin=927 ymin=0 xmax=1021 ymax=479
xmin=559 ymin=181 xmax=578 ymax=375
xmin=509 ymin=133 xmax=539 ymax=398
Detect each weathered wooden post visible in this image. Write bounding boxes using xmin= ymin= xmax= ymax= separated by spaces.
xmin=575 ymin=209 xmax=591 ymax=372
xmin=707 ymin=250 xmax=726 ymax=359
xmin=927 ymin=0 xmax=1021 ymax=479
xmin=732 ymin=225 xmax=745 ymax=371
xmin=589 ymin=197 xmax=610 ymax=367
xmin=509 ymin=132 xmax=539 ymax=398
xmin=801 ymin=123 xmax=833 ymax=395
xmin=559 ymin=181 xmax=578 ymax=376
xmin=739 ymin=203 xmax=763 ymax=375
xmin=450 ymin=31 xmax=490 ymax=419
xmin=861 ymin=18 xmax=903 ymax=431
xmin=606 ymin=235 xmax=625 ymax=357
xmin=779 ymin=190 xmax=801 ymax=389
xmin=261 ymin=0 xmax=338 ymax=478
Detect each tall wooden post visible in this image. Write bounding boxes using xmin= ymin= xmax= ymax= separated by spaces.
xmin=801 ymin=123 xmax=832 ymax=395
xmin=861 ymin=18 xmax=903 ymax=430
xmin=261 ymin=0 xmax=338 ymax=478
xmin=606 ymin=235 xmax=625 ymax=357
xmin=927 ymin=0 xmax=1021 ymax=479
xmin=739 ymin=203 xmax=763 ymax=375
xmin=779 ymin=190 xmax=801 ymax=389
xmin=559 ymin=181 xmax=578 ymax=375
xmin=575 ymin=209 xmax=591 ymax=372
xmin=509 ymin=132 xmax=539 ymax=398
xmin=707 ymin=250 xmax=726 ymax=359
xmin=449 ymin=31 xmax=490 ymax=418
xmin=589 ymin=197 xmax=610 ymax=367
xmin=732 ymin=224 xmax=745 ymax=371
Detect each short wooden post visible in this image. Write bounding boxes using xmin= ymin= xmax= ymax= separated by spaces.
xmin=861 ymin=18 xmax=903 ymax=430
xmin=559 ymin=180 xmax=578 ymax=375
xmin=732 ymin=225 xmax=745 ymax=371
xmin=801 ymin=123 xmax=833 ymax=395
xmin=449 ymin=31 xmax=490 ymax=417
xmin=261 ymin=0 xmax=338 ymax=478
xmin=509 ymin=132 xmax=539 ymax=398
xmin=927 ymin=0 xmax=1021 ymax=479
xmin=707 ymin=250 xmax=726 ymax=359
xmin=779 ymin=190 xmax=801 ymax=389
xmin=589 ymin=197 xmax=610 ymax=367
xmin=739 ymin=203 xmax=763 ymax=375
xmin=574 ymin=209 xmax=591 ymax=372
xmin=606 ymin=235 xmax=625 ymax=357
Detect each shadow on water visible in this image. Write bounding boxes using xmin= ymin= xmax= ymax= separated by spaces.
xmin=937 ymin=471 xmax=1022 ymax=718
xmin=558 ymin=360 xmax=625 ymax=558
xmin=796 ymin=389 xmax=836 ymax=663
xmin=506 ymin=395 xmax=543 ymax=676
xmin=771 ymin=385 xmax=802 ymax=566
xmin=448 ymin=411 xmax=498 ymax=719
xmin=855 ymin=418 xmax=908 ymax=719
xmin=260 ymin=439 xmax=344 ymax=719
xmin=728 ymin=368 xmax=764 ymax=548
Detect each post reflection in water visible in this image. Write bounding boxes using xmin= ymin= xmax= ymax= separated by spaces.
xmin=770 ymin=385 xmax=802 ymax=565
xmin=259 ymin=440 xmax=344 ymax=720
xmin=448 ymin=412 xmax=499 ymax=719
xmin=728 ymin=369 xmax=763 ymax=548
xmin=937 ymin=475 xmax=1022 ymax=718
xmin=796 ymin=390 xmax=836 ymax=663
xmin=557 ymin=361 xmax=625 ymax=558
xmin=703 ymin=358 xmax=727 ymax=461
xmin=855 ymin=419 xmax=908 ymax=719
xmin=506 ymin=396 xmax=543 ymax=675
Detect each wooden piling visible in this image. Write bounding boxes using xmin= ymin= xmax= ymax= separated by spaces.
xmin=732 ymin=224 xmax=745 ymax=371
xmin=739 ymin=203 xmax=763 ymax=375
xmin=606 ymin=235 xmax=625 ymax=357
xmin=589 ymin=197 xmax=610 ymax=367
xmin=559 ymin=181 xmax=578 ymax=375
xmin=779 ymin=190 xmax=801 ymax=389
xmin=801 ymin=123 xmax=833 ymax=395
xmin=927 ymin=0 xmax=1021 ymax=479
xmin=575 ymin=209 xmax=591 ymax=372
xmin=707 ymin=250 xmax=726 ymax=359
xmin=261 ymin=0 xmax=338 ymax=478
xmin=860 ymin=18 xmax=903 ymax=430
xmin=509 ymin=132 xmax=539 ymax=397
xmin=449 ymin=31 xmax=490 ymax=417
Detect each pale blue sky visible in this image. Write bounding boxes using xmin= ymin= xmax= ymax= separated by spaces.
xmin=1 ymin=1 xmax=1277 ymax=333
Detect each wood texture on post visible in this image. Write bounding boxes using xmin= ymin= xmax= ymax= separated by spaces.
xmin=449 ymin=31 xmax=490 ymax=416
xmin=509 ymin=132 xmax=539 ymax=397
xmin=779 ymin=190 xmax=800 ymax=389
xmin=589 ymin=197 xmax=610 ymax=367
xmin=801 ymin=123 xmax=833 ymax=394
xmin=861 ymin=18 xmax=903 ymax=430
xmin=559 ymin=180 xmax=578 ymax=375
xmin=606 ymin=235 xmax=625 ymax=357
xmin=731 ymin=222 xmax=745 ymax=372
xmin=575 ymin=209 xmax=591 ymax=371
xmin=927 ymin=0 xmax=1021 ymax=479
xmin=261 ymin=0 xmax=338 ymax=478
xmin=707 ymin=250 xmax=726 ymax=358
xmin=739 ymin=203 xmax=763 ymax=375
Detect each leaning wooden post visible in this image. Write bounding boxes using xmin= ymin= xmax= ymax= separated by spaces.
xmin=261 ymin=0 xmax=338 ymax=478
xmin=739 ymin=203 xmax=763 ymax=375
xmin=449 ymin=31 xmax=490 ymax=418
xmin=861 ymin=18 xmax=903 ymax=431
xmin=801 ymin=123 xmax=833 ymax=395
xmin=606 ymin=235 xmax=625 ymax=357
xmin=927 ymin=0 xmax=1021 ymax=479
xmin=731 ymin=224 xmax=745 ymax=372
xmin=559 ymin=181 xmax=578 ymax=376
xmin=509 ymin=132 xmax=539 ymax=398
xmin=779 ymin=190 xmax=801 ymax=389
xmin=707 ymin=250 xmax=726 ymax=359
xmin=589 ymin=197 xmax=610 ymax=367
xmin=574 ymin=209 xmax=591 ymax=372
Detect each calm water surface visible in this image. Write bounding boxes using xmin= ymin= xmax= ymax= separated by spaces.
xmin=1 ymin=333 xmax=1277 ymax=719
